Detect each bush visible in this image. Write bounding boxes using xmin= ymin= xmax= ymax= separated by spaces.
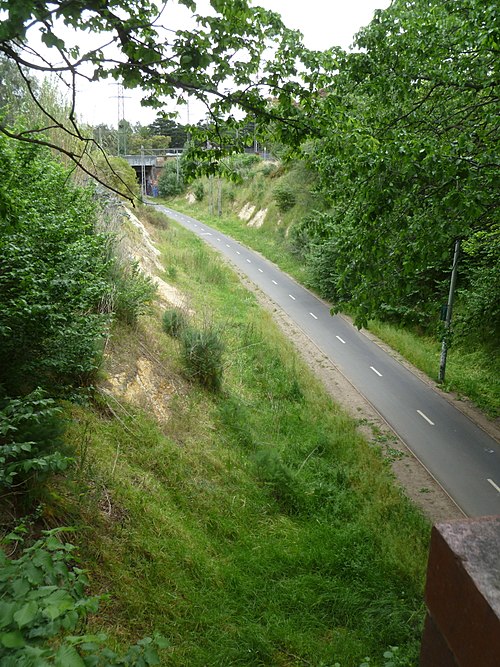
xmin=253 ymin=448 xmax=304 ymax=515
xmin=158 ymin=160 xmax=184 ymax=197
xmin=273 ymin=181 xmax=296 ymax=212
xmin=180 ymin=324 xmax=225 ymax=390
xmin=0 ymin=527 xmax=168 ymax=666
xmin=193 ymin=181 xmax=205 ymax=201
xmin=162 ymin=308 xmax=188 ymax=338
xmin=109 ymin=260 xmax=157 ymax=326
xmin=0 ymin=390 xmax=68 ymax=494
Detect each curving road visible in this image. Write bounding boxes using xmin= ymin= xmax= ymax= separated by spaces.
xmin=156 ymin=204 xmax=500 ymax=517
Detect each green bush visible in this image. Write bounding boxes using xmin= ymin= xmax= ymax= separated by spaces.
xmin=109 ymin=260 xmax=157 ymax=326
xmin=158 ymin=160 xmax=184 ymax=197
xmin=253 ymin=448 xmax=304 ymax=515
xmin=0 ymin=390 xmax=68 ymax=494
xmin=0 ymin=527 xmax=167 ymax=666
xmin=193 ymin=181 xmax=205 ymax=202
xmin=162 ymin=308 xmax=188 ymax=338
xmin=180 ymin=324 xmax=225 ymax=390
xmin=273 ymin=181 xmax=296 ymax=212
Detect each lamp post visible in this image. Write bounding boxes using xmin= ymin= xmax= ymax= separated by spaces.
xmin=438 ymin=238 xmax=460 ymax=383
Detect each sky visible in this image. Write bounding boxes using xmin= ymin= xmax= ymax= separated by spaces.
xmin=31 ymin=0 xmax=392 ymax=128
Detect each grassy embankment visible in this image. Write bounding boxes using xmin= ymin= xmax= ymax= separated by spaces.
xmin=166 ymin=161 xmax=499 ymax=418
xmin=62 ymin=210 xmax=429 ymax=666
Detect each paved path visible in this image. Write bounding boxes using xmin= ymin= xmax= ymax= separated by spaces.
xmin=157 ymin=204 xmax=500 ymax=517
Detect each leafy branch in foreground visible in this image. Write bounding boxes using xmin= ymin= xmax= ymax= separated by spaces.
xmin=0 ymin=0 xmax=335 ymax=194
xmin=0 ymin=527 xmax=168 ymax=666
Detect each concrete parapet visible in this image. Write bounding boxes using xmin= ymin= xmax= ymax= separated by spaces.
xmin=420 ymin=516 xmax=500 ymax=666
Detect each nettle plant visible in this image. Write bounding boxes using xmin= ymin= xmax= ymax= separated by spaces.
xmin=0 ymin=528 xmax=168 ymax=666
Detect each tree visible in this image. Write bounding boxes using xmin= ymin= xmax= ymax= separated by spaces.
xmin=297 ymin=0 xmax=499 ymax=332
xmin=0 ymin=0 xmax=331 ymax=198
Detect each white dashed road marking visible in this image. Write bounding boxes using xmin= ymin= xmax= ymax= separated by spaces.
xmin=309 ymin=313 xmax=318 ymax=320
xmin=336 ymin=336 xmax=346 ymax=344
xmin=246 ymin=259 xmax=251 ymax=263
xmin=417 ymin=410 xmax=435 ymax=426
xmin=289 ymin=294 xmax=296 ymax=301
xmin=370 ymin=366 xmax=383 ymax=377
xmin=487 ymin=479 xmax=500 ymax=493
xmin=272 ymin=280 xmax=278 ymax=285
xmin=258 ymin=268 xmax=263 ymax=273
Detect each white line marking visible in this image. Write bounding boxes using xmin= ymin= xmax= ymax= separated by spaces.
xmin=246 ymin=259 xmax=251 ymax=263
xmin=258 ymin=268 xmax=263 ymax=273
xmin=336 ymin=336 xmax=346 ymax=344
xmin=200 ymin=232 xmax=212 ymax=236
xmin=226 ymin=244 xmax=230 ymax=248
xmin=487 ymin=478 xmax=500 ymax=493
xmin=194 ymin=224 xmax=198 ymax=227
xmin=272 ymin=280 xmax=278 ymax=285
xmin=236 ymin=251 xmax=241 ymax=255
xmin=217 ymin=238 xmax=221 ymax=241
xmin=309 ymin=313 xmax=318 ymax=320
xmin=417 ymin=410 xmax=435 ymax=426
xmin=288 ymin=294 xmax=296 ymax=300
xmin=370 ymin=366 xmax=383 ymax=377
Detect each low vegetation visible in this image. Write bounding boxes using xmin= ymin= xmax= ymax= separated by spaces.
xmin=58 ymin=219 xmax=430 ymax=666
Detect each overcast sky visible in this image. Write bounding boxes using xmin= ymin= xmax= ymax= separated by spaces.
xmin=63 ymin=0 xmax=392 ymax=127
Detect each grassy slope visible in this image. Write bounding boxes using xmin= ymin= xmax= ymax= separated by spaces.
xmin=166 ymin=164 xmax=499 ymax=418
xmin=63 ymin=217 xmax=429 ymax=666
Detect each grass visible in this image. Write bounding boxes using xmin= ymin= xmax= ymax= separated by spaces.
xmin=59 ymin=217 xmax=430 ymax=666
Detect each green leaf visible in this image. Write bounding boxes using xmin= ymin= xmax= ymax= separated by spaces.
xmin=0 ymin=630 xmax=25 ymax=648
xmin=54 ymin=643 xmax=86 ymax=667
xmin=14 ymin=600 xmax=39 ymax=628
xmin=0 ymin=601 xmax=16 ymax=628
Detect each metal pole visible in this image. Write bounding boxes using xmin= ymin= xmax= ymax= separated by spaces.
xmin=141 ymin=145 xmax=146 ymax=198
xmin=438 ymin=238 xmax=460 ymax=383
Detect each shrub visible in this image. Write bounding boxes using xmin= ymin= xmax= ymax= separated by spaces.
xmin=0 ymin=527 xmax=168 ymax=666
xmin=273 ymin=181 xmax=296 ymax=212
xmin=180 ymin=324 xmax=225 ymax=390
xmin=0 ymin=390 xmax=68 ymax=496
xmin=193 ymin=181 xmax=205 ymax=201
xmin=162 ymin=308 xmax=188 ymax=338
xmin=253 ymin=448 xmax=303 ymax=515
xmin=108 ymin=260 xmax=157 ymax=326
xmin=158 ymin=160 xmax=185 ymax=197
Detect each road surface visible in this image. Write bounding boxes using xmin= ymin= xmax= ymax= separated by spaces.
xmin=156 ymin=204 xmax=500 ymax=517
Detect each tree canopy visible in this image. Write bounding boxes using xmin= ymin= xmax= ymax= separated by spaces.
xmin=294 ymin=0 xmax=499 ymax=336
xmin=0 ymin=0 xmax=331 ymax=184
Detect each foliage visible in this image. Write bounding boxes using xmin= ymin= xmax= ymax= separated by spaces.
xmin=94 ymin=155 xmax=140 ymax=201
xmin=0 ymin=137 xmax=111 ymax=395
xmin=0 ymin=390 xmax=68 ymax=493
xmin=162 ymin=308 xmax=188 ymax=338
xmin=108 ymin=261 xmax=157 ymax=326
xmin=0 ymin=135 xmax=156 ymax=396
xmin=297 ymin=0 xmax=499 ymax=334
xmin=158 ymin=160 xmax=185 ymax=197
xmin=192 ymin=180 xmax=204 ymax=202
xmin=273 ymin=181 xmax=297 ymax=212
xmin=180 ymin=323 xmax=225 ymax=391
xmin=0 ymin=0 xmax=334 ymax=189
xmin=0 ymin=527 xmax=168 ymax=666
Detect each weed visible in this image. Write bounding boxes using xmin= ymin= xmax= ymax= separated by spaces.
xmin=162 ymin=308 xmax=188 ymax=338
xmin=180 ymin=323 xmax=225 ymax=390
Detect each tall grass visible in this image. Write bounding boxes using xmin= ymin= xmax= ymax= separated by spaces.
xmin=63 ymin=218 xmax=429 ymax=666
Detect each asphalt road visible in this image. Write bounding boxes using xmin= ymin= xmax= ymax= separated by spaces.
xmin=156 ymin=204 xmax=500 ymax=517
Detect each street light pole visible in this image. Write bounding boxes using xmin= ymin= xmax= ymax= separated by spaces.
xmin=438 ymin=238 xmax=461 ymax=383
